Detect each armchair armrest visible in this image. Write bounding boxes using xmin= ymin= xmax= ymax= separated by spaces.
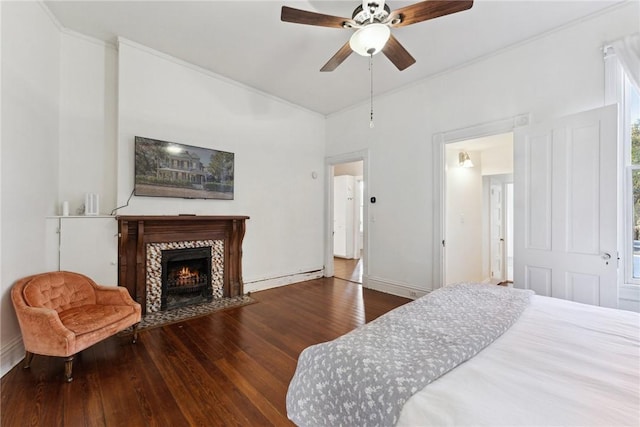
xmin=93 ymin=285 xmax=139 ymax=308
xmin=15 ymin=306 xmax=75 ymax=356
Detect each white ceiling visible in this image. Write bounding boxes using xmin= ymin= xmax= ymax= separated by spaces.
xmin=44 ymin=0 xmax=623 ymax=115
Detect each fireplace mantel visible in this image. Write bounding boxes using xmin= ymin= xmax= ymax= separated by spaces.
xmin=116 ymin=215 xmax=249 ymax=313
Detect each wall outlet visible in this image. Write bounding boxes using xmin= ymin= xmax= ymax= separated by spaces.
xmin=409 ymin=291 xmax=418 ymax=297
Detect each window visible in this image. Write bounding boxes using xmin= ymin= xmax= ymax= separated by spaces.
xmin=608 ymin=34 xmax=640 ymax=285
xmin=626 ymin=78 xmax=640 ymax=281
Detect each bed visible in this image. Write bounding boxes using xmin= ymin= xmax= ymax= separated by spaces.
xmin=286 ymin=283 xmax=640 ymax=426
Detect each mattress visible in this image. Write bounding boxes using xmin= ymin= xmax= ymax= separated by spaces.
xmin=287 ymin=283 xmax=533 ymax=426
xmin=396 ymin=294 xmax=640 ymax=426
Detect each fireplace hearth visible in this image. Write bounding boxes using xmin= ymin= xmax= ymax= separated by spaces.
xmin=161 ymin=246 xmax=213 ymax=311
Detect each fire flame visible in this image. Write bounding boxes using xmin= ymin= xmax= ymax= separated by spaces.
xmin=175 ymin=267 xmax=200 ymax=286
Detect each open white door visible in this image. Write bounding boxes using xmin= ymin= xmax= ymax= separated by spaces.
xmin=514 ymin=105 xmax=618 ymax=308
xmin=490 ymin=182 xmax=505 ymax=281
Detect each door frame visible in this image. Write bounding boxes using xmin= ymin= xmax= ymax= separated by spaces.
xmin=325 ymin=150 xmax=369 ymax=282
xmin=432 ymin=113 xmax=530 ymax=289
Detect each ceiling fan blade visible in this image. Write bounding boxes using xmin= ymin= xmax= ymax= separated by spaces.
xmin=281 ymin=6 xmax=354 ymax=29
xmin=388 ymin=0 xmax=473 ymax=27
xmin=320 ymin=41 xmax=353 ymax=72
xmin=382 ymin=35 xmax=416 ymax=71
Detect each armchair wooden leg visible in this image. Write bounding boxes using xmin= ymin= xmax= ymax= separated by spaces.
xmin=64 ymin=355 xmax=74 ymax=383
xmin=23 ymin=351 xmax=34 ymax=369
xmin=132 ymin=323 xmax=140 ymax=344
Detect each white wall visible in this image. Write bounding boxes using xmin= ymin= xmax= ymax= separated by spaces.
xmin=326 ymin=2 xmax=639 ymax=296
xmin=115 ymin=40 xmax=326 ymax=288
xmin=334 ymin=161 xmax=363 ymax=177
xmin=59 ymin=32 xmax=118 ymax=215
xmin=445 ymin=151 xmax=483 ymax=284
xmin=1 ymin=1 xmax=61 ymax=376
xmin=481 ymin=143 xmax=513 ymax=176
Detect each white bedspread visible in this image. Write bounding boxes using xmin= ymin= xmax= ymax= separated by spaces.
xmin=397 ymin=295 xmax=640 ymax=426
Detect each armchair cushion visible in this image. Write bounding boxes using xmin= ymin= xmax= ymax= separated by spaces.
xmin=22 ymin=272 xmax=97 ymax=311
xmin=59 ymin=305 xmax=137 ymax=335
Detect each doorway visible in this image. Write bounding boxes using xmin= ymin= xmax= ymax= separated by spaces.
xmin=325 ymin=151 xmax=369 ymax=284
xmin=486 ymin=175 xmax=514 ymax=283
xmin=333 ymin=161 xmax=364 ymax=283
xmin=443 ymin=133 xmax=514 ymax=285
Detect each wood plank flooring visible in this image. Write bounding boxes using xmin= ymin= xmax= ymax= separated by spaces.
xmin=333 ymin=257 xmax=362 ymax=284
xmin=0 ymin=278 xmax=410 ymax=426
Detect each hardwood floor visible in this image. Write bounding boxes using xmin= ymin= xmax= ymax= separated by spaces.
xmin=333 ymin=257 xmax=362 ymax=283
xmin=0 ymin=278 xmax=409 ymax=426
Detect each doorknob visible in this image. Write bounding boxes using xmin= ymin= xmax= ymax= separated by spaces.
xmin=601 ymin=252 xmax=611 ymax=260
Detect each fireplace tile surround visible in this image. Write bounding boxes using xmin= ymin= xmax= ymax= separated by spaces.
xmin=146 ymin=239 xmax=223 ymax=313
xmin=117 ymin=215 xmax=249 ymax=314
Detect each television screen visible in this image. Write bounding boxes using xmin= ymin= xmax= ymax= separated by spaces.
xmin=134 ymin=136 xmax=234 ymax=200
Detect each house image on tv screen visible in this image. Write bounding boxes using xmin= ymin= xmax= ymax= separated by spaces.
xmin=158 ymin=150 xmax=206 ymax=187
xmin=134 ymin=136 xmax=234 ymax=200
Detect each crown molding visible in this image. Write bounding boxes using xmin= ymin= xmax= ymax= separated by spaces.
xmin=37 ymin=0 xmax=63 ymax=32
xmin=62 ymin=28 xmax=116 ymax=51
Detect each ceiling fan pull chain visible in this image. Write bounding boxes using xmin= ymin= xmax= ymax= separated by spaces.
xmin=369 ymin=53 xmax=375 ymax=128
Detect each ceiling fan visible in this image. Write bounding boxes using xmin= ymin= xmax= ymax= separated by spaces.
xmin=281 ymin=0 xmax=473 ymax=72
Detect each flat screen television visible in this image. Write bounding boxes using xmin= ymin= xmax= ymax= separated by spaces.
xmin=134 ymin=136 xmax=234 ymax=200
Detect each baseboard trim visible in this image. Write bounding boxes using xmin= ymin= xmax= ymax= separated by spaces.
xmin=1 ymin=335 xmax=24 ymax=378
xmin=244 ymin=270 xmax=324 ymax=293
xmin=364 ymin=276 xmax=430 ymax=300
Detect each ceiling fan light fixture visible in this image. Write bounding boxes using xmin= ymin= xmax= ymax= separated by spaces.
xmin=349 ymin=23 xmax=390 ymax=56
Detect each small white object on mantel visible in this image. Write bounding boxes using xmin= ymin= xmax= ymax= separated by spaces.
xmin=84 ymin=193 xmax=99 ymax=216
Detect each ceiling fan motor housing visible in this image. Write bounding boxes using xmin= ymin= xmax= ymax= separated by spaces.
xmin=351 ymin=3 xmax=391 ymax=25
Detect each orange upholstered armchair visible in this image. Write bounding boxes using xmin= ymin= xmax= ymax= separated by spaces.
xmin=11 ymin=271 xmax=141 ymax=382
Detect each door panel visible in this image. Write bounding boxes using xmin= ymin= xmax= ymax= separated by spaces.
xmin=567 ymin=272 xmax=599 ymax=305
xmin=525 ymin=265 xmax=552 ymax=296
xmin=524 ymin=133 xmax=552 ymax=251
xmin=514 ymin=105 xmax=617 ymax=308
xmin=565 ymin=123 xmax=601 ymax=254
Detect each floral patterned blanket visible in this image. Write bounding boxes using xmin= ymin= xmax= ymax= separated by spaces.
xmin=286 ymin=283 xmax=534 ymax=427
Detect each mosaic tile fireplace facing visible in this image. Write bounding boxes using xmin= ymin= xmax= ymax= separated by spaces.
xmin=116 ymin=215 xmax=249 ymax=314
xmin=146 ymin=240 xmax=223 ymax=313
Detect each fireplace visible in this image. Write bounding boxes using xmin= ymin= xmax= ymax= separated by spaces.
xmin=161 ymin=246 xmax=213 ymax=311
xmin=145 ymin=240 xmax=224 ymax=313
xmin=117 ymin=215 xmax=249 ymax=314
